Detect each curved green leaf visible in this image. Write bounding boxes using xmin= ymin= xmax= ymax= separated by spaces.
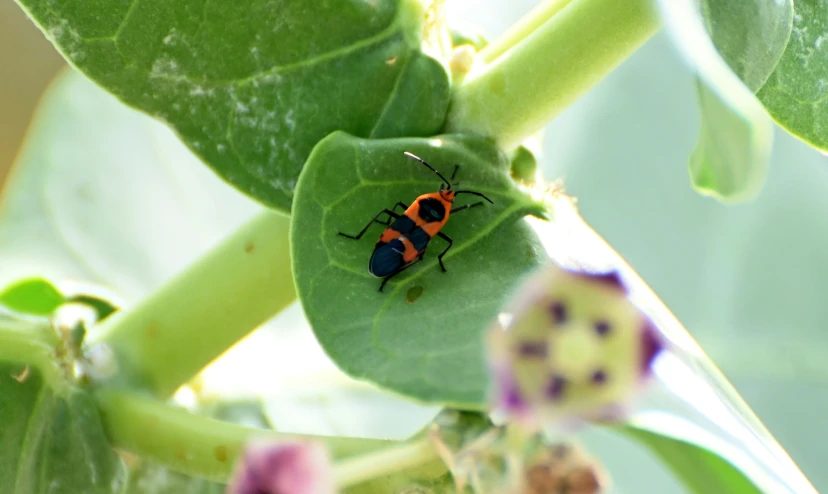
xmin=0 ymin=70 xmax=263 ymax=301
xmin=690 ymin=0 xmax=792 ymax=202
xmin=14 ymin=0 xmax=450 ymax=211
xmin=0 ymin=278 xmax=64 ymax=316
xmin=0 ymin=329 xmax=126 ymax=493
xmin=757 ymin=1 xmax=828 ymax=151
xmin=618 ymin=414 xmax=766 ymax=494
xmin=659 ymin=0 xmax=792 ymax=202
xmin=291 ymin=132 xmax=546 ymax=406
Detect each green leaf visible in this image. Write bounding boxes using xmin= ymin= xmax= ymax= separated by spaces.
xmin=0 ymin=70 xmax=262 ymax=301
xmin=618 ymin=414 xmax=765 ymax=494
xmin=0 ymin=278 xmax=65 ymax=316
xmin=14 ymin=0 xmax=450 ymax=211
xmin=0 ymin=335 xmax=127 ymax=493
xmin=291 ymin=131 xmax=546 ymax=406
xmin=700 ymin=0 xmax=793 ymax=91
xmin=65 ymin=294 xmax=120 ymax=322
xmin=658 ymin=0 xmax=792 ymax=202
xmin=262 ymin=373 xmax=440 ymax=439
xmin=757 ymin=1 xmax=828 ymax=151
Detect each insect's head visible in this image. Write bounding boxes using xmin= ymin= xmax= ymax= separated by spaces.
xmin=403 ymin=151 xmax=494 ymax=205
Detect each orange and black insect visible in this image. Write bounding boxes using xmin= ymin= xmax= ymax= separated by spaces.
xmin=338 ymin=152 xmax=494 ymax=292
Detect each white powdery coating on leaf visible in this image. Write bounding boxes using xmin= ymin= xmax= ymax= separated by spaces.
xmin=150 ymin=56 xmax=181 ymax=78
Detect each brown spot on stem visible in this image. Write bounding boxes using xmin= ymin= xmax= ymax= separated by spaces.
xmin=175 ymin=446 xmax=187 ymax=461
xmin=214 ymin=445 xmax=228 ymax=463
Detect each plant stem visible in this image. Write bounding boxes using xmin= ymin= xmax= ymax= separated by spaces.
xmin=94 ymin=388 xmax=392 ymax=482
xmin=89 ymin=210 xmax=296 ymax=398
xmin=478 ymin=0 xmax=574 ymax=63
xmin=333 ymin=437 xmax=442 ymax=489
xmin=445 ymin=0 xmax=660 ymax=150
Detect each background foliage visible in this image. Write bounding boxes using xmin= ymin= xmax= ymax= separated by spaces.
xmin=2 ymin=0 xmax=828 ymax=492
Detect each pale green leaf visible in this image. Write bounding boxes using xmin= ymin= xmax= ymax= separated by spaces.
xmin=618 ymin=414 xmax=765 ymax=494
xmin=659 ymin=0 xmax=791 ymax=201
xmin=0 ymin=278 xmax=64 ymax=316
xmin=0 ymin=70 xmax=262 ymax=301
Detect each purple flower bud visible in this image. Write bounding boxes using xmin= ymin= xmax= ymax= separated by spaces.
xmin=227 ymin=439 xmax=336 ymax=494
xmin=486 ymin=265 xmax=666 ymax=432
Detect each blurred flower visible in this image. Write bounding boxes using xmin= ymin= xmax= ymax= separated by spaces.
xmin=227 ymin=439 xmax=336 ymax=494
xmin=486 ymin=264 xmax=665 ymax=432
xmin=523 ymin=443 xmax=608 ymax=494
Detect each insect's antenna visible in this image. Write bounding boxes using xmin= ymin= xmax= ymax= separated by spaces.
xmin=404 ymin=152 xmax=452 ymax=189
xmin=455 ymin=190 xmax=494 ymax=204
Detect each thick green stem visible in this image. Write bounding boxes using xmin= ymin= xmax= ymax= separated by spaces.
xmin=94 ymin=388 xmax=392 ymax=482
xmin=478 ymin=0 xmax=574 ymax=63
xmin=445 ymin=0 xmax=660 ymax=150
xmin=334 ymin=437 xmax=441 ymax=488
xmin=90 ymin=210 xmax=296 ymax=398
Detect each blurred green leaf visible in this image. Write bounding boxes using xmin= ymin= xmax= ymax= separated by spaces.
xmin=700 ymin=0 xmax=793 ymax=91
xmin=0 ymin=70 xmax=261 ymax=301
xmin=618 ymin=415 xmax=763 ymax=494
xmin=291 ymin=131 xmax=545 ymax=406
xmin=14 ymin=0 xmax=450 ymax=211
xmin=658 ymin=0 xmax=791 ymax=202
xmin=0 ymin=277 xmax=64 ymax=316
xmin=0 ymin=340 xmax=126 ymax=493
xmin=65 ymin=294 xmax=120 ymax=322
xmin=262 ymin=374 xmax=440 ymax=439
xmin=757 ymin=1 xmax=828 ymax=151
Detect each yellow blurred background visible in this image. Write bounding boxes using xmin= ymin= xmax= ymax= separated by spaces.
xmin=0 ymin=1 xmax=64 ymax=184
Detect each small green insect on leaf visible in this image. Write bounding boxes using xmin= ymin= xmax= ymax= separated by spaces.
xmin=14 ymin=0 xmax=450 ymax=212
xmin=291 ymin=132 xmax=547 ymax=407
xmin=0 ymin=277 xmax=65 ymax=317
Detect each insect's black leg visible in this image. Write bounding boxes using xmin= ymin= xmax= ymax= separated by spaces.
xmin=450 ymin=201 xmax=485 ymax=214
xmin=338 ymin=209 xmax=400 ymax=240
xmin=378 ymin=256 xmax=423 ymax=292
xmin=393 ymin=202 xmax=409 ymax=213
xmin=436 ymin=232 xmax=453 ymax=273
xmin=450 ymin=165 xmax=460 ymax=182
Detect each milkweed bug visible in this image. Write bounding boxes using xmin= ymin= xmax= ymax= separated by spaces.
xmin=338 ymin=152 xmax=494 ymax=292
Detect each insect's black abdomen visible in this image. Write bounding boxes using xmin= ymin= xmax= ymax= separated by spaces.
xmin=408 ymin=227 xmax=431 ymax=252
xmin=417 ymin=198 xmax=446 ymax=223
xmin=369 ymin=239 xmax=406 ymax=277
xmin=390 ymin=214 xmax=416 ymax=234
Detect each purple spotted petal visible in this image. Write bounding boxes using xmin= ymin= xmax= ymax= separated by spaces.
xmin=549 ymin=301 xmax=567 ymax=324
xmin=227 ymin=440 xmax=335 ymax=494
xmin=568 ymin=269 xmax=627 ymax=293
xmin=640 ymin=320 xmax=664 ymax=377
xmin=497 ymin=368 xmax=528 ymax=414
xmin=545 ymin=375 xmax=567 ymax=400
xmin=593 ymin=320 xmax=611 ymax=337
xmin=518 ymin=340 xmax=548 ymax=358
